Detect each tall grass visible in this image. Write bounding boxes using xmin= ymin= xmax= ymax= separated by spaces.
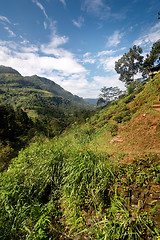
xmin=0 ymin=120 xmax=160 ymax=239
xmin=0 ymin=140 xmax=65 ymax=239
xmin=63 ymin=148 xmax=114 ymax=207
xmin=87 ymin=197 xmax=157 ymax=240
xmin=61 ymin=147 xmax=115 ymax=234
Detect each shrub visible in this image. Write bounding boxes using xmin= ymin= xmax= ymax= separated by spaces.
xmin=109 ymin=124 xmax=118 ymax=136
xmin=124 ymin=94 xmax=135 ymax=104
xmin=113 ymin=109 xmax=131 ymax=123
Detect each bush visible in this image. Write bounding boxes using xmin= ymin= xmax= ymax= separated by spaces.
xmin=109 ymin=124 xmax=118 ymax=136
xmin=113 ymin=109 xmax=131 ymax=123
xmin=124 ymin=94 xmax=135 ymax=104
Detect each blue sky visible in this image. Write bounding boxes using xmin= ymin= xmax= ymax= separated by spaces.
xmin=0 ymin=0 xmax=160 ymax=98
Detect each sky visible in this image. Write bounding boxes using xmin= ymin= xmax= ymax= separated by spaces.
xmin=0 ymin=0 xmax=160 ymax=98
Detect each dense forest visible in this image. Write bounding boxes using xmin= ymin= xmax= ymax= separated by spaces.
xmin=0 ymin=54 xmax=160 ymax=239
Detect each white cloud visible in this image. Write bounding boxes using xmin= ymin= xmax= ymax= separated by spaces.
xmin=40 ymin=34 xmax=86 ymax=75
xmin=61 ymin=74 xmax=88 ymax=92
xmin=0 ymin=38 xmax=101 ymax=98
xmin=83 ymin=0 xmax=104 ymax=12
xmin=98 ymin=55 xmax=122 ymax=72
xmin=4 ymin=27 xmax=16 ymax=37
xmin=0 ymin=34 xmax=86 ymax=82
xmin=72 ymin=16 xmax=84 ymax=28
xmin=93 ymin=75 xmax=125 ymax=91
xmin=19 ymin=45 xmax=39 ymax=53
xmin=97 ymin=50 xmax=115 ymax=57
xmin=59 ymin=0 xmax=66 ymax=7
xmin=0 ymin=25 xmax=127 ymax=98
xmin=83 ymin=0 xmax=110 ymax=18
xmin=32 ymin=0 xmax=49 ymax=19
xmin=63 ymin=73 xmax=126 ymax=98
xmin=0 ymin=15 xmax=10 ymax=24
xmin=106 ymin=30 xmax=123 ymax=48
xmin=82 ymin=0 xmax=125 ymax=20
xmin=57 ymin=68 xmax=126 ymax=98
xmin=0 ymin=38 xmax=127 ymax=98
xmin=82 ymin=52 xmax=95 ymax=64
xmin=134 ymin=22 xmax=160 ymax=49
xmin=44 ymin=21 xmax=47 ymax=29
xmin=97 ymin=47 xmax=126 ymax=57
xmin=41 ymin=35 xmax=69 ymax=54
xmin=59 ymin=73 xmax=104 ymax=98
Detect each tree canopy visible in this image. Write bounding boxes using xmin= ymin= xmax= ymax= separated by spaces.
xmin=97 ymin=86 xmax=123 ymax=106
xmin=115 ymin=45 xmax=143 ymax=86
xmin=142 ymin=40 xmax=160 ymax=77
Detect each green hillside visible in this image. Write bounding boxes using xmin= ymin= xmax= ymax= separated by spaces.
xmin=0 ymin=72 xmax=160 ymax=239
xmin=0 ymin=66 xmax=93 ymax=120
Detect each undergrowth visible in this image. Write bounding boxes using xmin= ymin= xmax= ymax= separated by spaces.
xmin=0 ymin=134 xmax=159 ymax=239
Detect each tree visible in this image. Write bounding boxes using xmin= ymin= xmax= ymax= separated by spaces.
xmin=97 ymin=86 xmax=123 ymax=106
xmin=115 ymin=45 xmax=143 ymax=86
xmin=142 ymin=40 xmax=160 ymax=77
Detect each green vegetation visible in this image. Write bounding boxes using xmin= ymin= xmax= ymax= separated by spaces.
xmin=0 ymin=66 xmax=94 ymax=170
xmin=0 ymin=64 xmax=160 ymax=239
xmin=115 ymin=45 xmax=144 ymax=85
xmin=0 ymin=129 xmax=159 ymax=239
xmin=0 ymin=104 xmax=36 ymax=171
xmin=142 ymin=40 xmax=160 ymax=77
xmin=97 ymin=86 xmax=123 ymax=106
xmin=0 ymin=67 xmax=93 ymax=122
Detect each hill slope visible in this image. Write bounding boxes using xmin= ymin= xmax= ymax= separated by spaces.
xmin=0 ymin=66 xmax=93 ymax=120
xmin=0 ymin=72 xmax=160 ymax=239
xmin=87 ymin=72 xmax=160 ymax=159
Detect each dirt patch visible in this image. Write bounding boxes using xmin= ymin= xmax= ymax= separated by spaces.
xmin=115 ymin=112 xmax=160 ymax=155
xmin=110 ymin=135 xmax=123 ymax=144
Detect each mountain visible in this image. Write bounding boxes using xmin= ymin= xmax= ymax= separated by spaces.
xmin=0 ymin=66 xmax=93 ymax=120
xmin=84 ymin=98 xmax=98 ymax=105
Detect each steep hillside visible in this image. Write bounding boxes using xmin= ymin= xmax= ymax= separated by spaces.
xmin=86 ymin=73 xmax=160 ymax=159
xmin=0 ymin=66 xmax=93 ymax=120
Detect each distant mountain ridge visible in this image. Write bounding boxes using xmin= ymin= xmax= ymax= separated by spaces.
xmin=24 ymin=75 xmax=85 ymax=103
xmin=0 ymin=66 xmax=93 ymax=120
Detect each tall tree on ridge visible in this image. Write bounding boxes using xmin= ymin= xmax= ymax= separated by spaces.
xmin=97 ymin=86 xmax=123 ymax=106
xmin=115 ymin=45 xmax=143 ymax=86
